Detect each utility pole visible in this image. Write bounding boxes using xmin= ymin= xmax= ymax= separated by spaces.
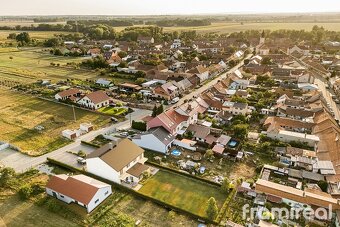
xmin=73 ymin=105 xmax=77 ymax=122
xmin=129 ymin=113 xmax=132 ymax=126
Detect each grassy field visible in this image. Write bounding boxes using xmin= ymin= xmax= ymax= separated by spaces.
xmin=139 ymin=170 xmax=227 ymax=218
xmin=0 ymin=47 xmax=98 ymax=84
xmin=0 ymin=30 xmax=72 ymax=42
xmin=113 ymin=22 xmax=340 ymax=34
xmin=0 ymin=89 xmax=110 ymax=155
xmin=162 ymin=22 xmax=340 ymax=34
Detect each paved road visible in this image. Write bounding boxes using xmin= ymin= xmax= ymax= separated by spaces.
xmin=314 ymin=76 xmax=340 ymax=121
xmin=282 ymin=50 xmax=340 ymax=121
xmin=176 ymin=54 xmax=252 ymax=107
xmin=0 ymin=54 xmax=251 ymax=173
xmin=0 ymin=108 xmax=150 ymax=173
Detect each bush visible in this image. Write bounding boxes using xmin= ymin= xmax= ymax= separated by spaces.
xmin=18 ymin=182 xmax=45 ymax=200
xmin=18 ymin=184 xmax=33 ymax=200
xmin=131 ymin=120 xmax=146 ymax=131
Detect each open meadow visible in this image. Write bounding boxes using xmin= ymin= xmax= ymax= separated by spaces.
xmin=0 ymin=30 xmax=72 ymax=42
xmin=113 ymin=22 xmax=340 ymax=34
xmin=139 ymin=170 xmax=227 ymax=218
xmin=0 ymin=89 xmax=110 ymax=156
xmin=162 ymin=22 xmax=340 ymax=34
xmin=0 ymin=47 xmax=98 ymax=84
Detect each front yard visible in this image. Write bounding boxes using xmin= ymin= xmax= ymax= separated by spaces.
xmin=139 ymin=170 xmax=227 ymax=218
xmin=98 ymin=106 xmax=127 ymax=116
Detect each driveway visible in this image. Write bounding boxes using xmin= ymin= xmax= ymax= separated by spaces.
xmin=0 ymin=108 xmax=151 ymax=173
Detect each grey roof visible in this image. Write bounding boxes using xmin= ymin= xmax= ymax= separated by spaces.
xmin=288 ymin=168 xmax=303 ymax=179
xmin=149 ymin=127 xmax=175 ymax=145
xmin=233 ymin=102 xmax=248 ymax=109
xmin=302 ymin=170 xmax=325 ymax=181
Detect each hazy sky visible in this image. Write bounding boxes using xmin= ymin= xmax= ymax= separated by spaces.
xmin=1 ymin=0 xmax=340 ymax=15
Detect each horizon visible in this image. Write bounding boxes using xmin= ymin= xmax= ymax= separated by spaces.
xmin=1 ymin=0 xmax=340 ymax=16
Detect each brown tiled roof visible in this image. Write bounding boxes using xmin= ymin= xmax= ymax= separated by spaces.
xmin=88 ymin=139 xmax=144 ymax=171
xmin=85 ymin=91 xmax=111 ymax=104
xmin=57 ymin=88 xmax=80 ymax=98
xmin=187 ymin=124 xmax=210 ymax=139
xmin=126 ymin=163 xmax=149 ymax=177
xmin=46 ymin=174 xmax=109 ymax=205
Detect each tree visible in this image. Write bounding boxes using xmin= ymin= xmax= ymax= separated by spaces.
xmin=118 ymin=51 xmax=127 ymax=58
xmin=0 ymin=167 xmax=15 ymax=187
xmin=221 ymin=178 xmax=231 ymax=192
xmin=232 ymin=124 xmax=249 ymax=140
xmin=44 ymin=38 xmax=62 ymax=47
xmin=152 ymin=105 xmax=158 ymax=117
xmin=204 ymin=149 xmax=214 ymax=160
xmin=261 ymin=56 xmax=272 ymax=65
xmin=206 ymin=197 xmax=218 ymax=220
xmin=157 ymin=105 xmax=164 ymax=115
xmin=15 ymin=32 xmax=31 ymax=45
xmin=7 ymin=33 xmax=17 ymax=40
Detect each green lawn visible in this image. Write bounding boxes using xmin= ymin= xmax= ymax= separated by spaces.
xmin=98 ymin=106 xmax=127 ymax=116
xmin=139 ymin=170 xmax=227 ymax=218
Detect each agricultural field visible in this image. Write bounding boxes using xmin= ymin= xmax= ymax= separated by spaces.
xmin=112 ymin=22 xmax=340 ymax=34
xmin=139 ymin=170 xmax=227 ymax=218
xmin=0 ymin=30 xmax=72 ymax=42
xmin=163 ymin=22 xmax=340 ymax=34
xmin=0 ymin=89 xmax=110 ymax=156
xmin=0 ymin=47 xmax=98 ymax=84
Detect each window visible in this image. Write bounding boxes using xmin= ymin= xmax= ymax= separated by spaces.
xmin=60 ymin=195 xmax=64 ymax=198
xmin=105 ymin=191 xmax=109 ymax=195
xmin=95 ymin=199 xmax=99 ymax=204
xmin=126 ymin=163 xmax=130 ymax=168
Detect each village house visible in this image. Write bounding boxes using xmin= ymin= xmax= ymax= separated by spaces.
xmin=86 ymin=139 xmax=149 ymax=185
xmin=46 ymin=174 xmax=112 ymax=213
xmin=187 ymin=65 xmax=209 ymax=83
xmin=137 ymin=36 xmax=154 ymax=44
xmin=77 ymin=91 xmax=111 ymax=110
xmin=55 ymin=88 xmax=81 ymax=101
xmin=222 ymin=101 xmax=249 ymax=115
xmin=132 ymin=127 xmax=175 ymax=154
xmin=153 ymin=81 xmax=180 ymax=100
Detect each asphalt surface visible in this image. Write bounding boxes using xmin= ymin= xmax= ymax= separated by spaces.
xmin=0 ymin=55 xmax=251 ymax=173
xmin=0 ymin=108 xmax=151 ymax=173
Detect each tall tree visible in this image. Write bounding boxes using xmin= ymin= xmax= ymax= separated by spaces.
xmin=206 ymin=197 xmax=218 ymax=220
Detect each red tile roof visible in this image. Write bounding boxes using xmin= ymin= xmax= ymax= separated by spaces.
xmin=85 ymin=91 xmax=111 ymax=104
xmin=46 ymin=174 xmax=108 ymax=205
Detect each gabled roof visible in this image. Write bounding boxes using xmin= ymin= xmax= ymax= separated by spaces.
xmin=187 ymin=124 xmax=210 ymax=139
xmin=46 ymin=174 xmax=109 ymax=205
xmin=87 ymin=139 xmax=144 ymax=171
xmin=83 ymin=91 xmax=111 ymax=104
xmin=56 ymin=88 xmax=80 ymax=98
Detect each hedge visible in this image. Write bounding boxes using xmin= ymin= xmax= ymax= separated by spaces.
xmin=146 ymin=160 xmax=222 ymax=187
xmin=131 ymin=120 xmax=146 ymax=131
xmin=80 ymin=141 xmax=100 ymax=148
xmin=47 ymin=158 xmax=218 ymax=225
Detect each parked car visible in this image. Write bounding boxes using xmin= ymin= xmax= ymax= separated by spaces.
xmin=111 ymin=117 xmax=118 ymax=122
xmin=77 ymin=157 xmax=86 ymax=165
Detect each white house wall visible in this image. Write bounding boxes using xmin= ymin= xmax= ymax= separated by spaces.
xmin=87 ymin=186 xmax=112 ymax=213
xmin=86 ymin=158 xmax=121 ymax=183
xmin=132 ymin=134 xmax=168 ymax=153
xmin=46 ymin=188 xmax=74 ymax=204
